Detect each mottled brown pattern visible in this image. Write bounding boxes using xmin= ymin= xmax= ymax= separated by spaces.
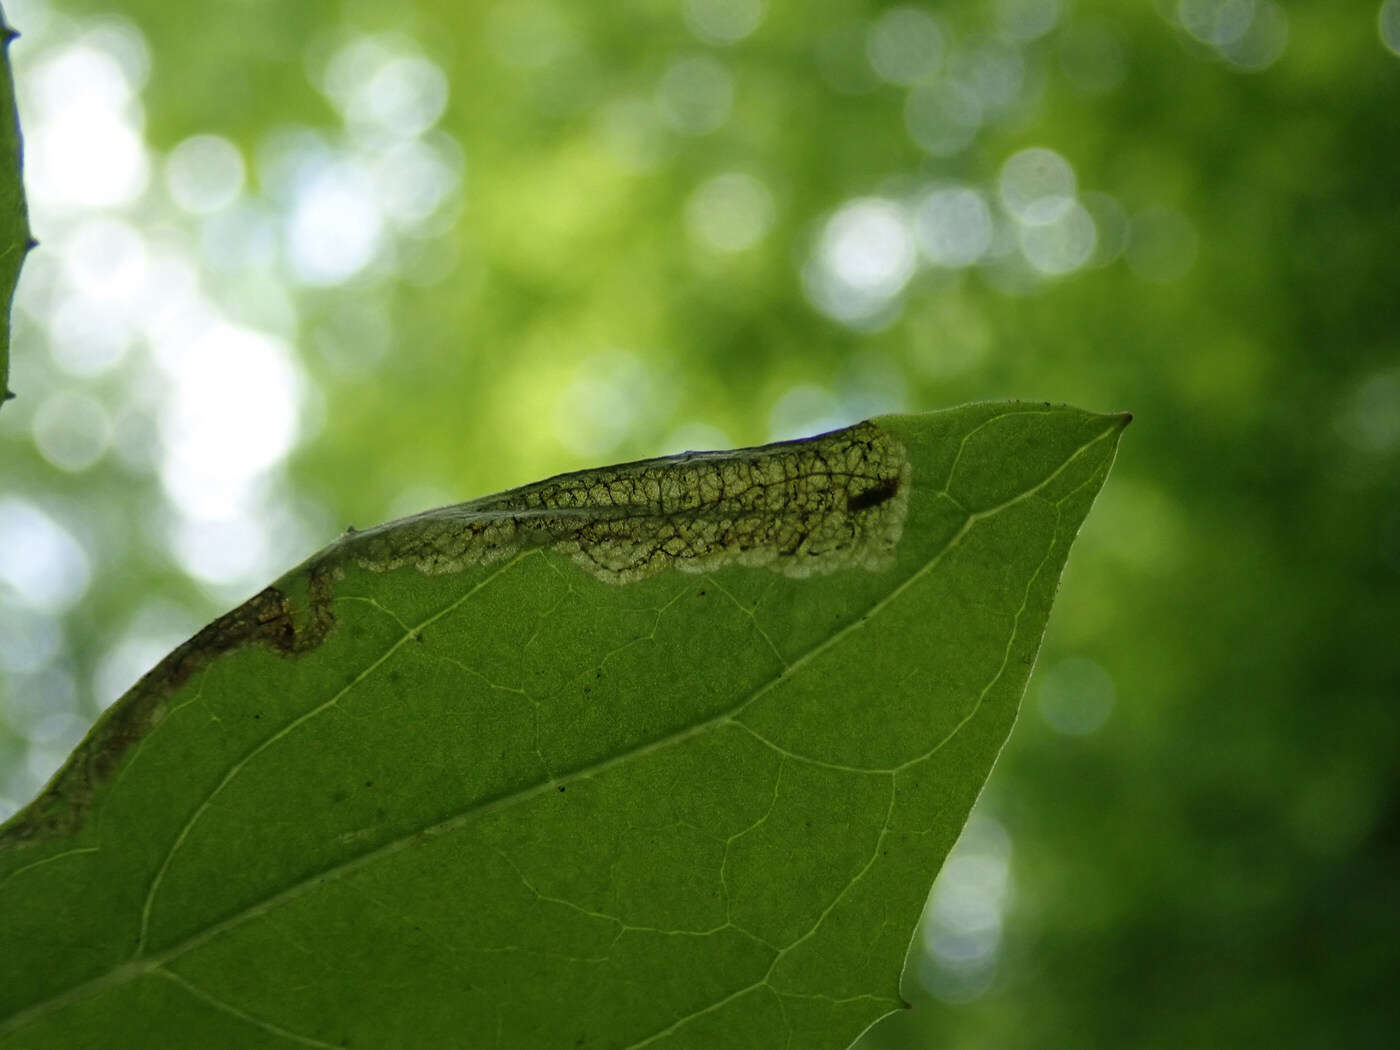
xmin=1 ymin=566 xmax=338 ymax=847
xmin=347 ymin=420 xmax=911 ymax=583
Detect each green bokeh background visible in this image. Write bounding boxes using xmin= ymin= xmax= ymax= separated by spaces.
xmin=1 ymin=1 xmax=1397 ymax=1047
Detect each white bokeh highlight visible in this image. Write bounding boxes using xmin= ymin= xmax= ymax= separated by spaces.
xmin=685 ymin=172 xmax=775 ymax=253
xmin=165 ymin=134 xmax=245 ymax=215
xmin=24 ymin=35 xmax=150 ymax=211
xmin=920 ymin=814 xmax=1014 ymax=1003
xmin=914 ymin=186 xmax=994 ymax=267
xmin=284 ymin=158 xmax=385 ymax=285
xmin=1384 ymin=0 xmax=1400 ymax=56
xmin=1175 ymin=0 xmax=1290 ymax=71
xmin=154 ymin=320 xmax=304 ymax=521
xmin=804 ymin=197 xmax=916 ymax=325
xmin=1019 ymin=199 xmax=1097 ymax=275
xmin=0 ymin=499 xmax=92 ymax=614
xmin=684 ymin=0 xmax=767 ymax=45
xmin=999 ymin=147 xmax=1077 ymax=224
xmin=867 ymin=7 xmax=944 ymax=85
xmin=905 ymin=81 xmax=982 ymax=157
xmin=320 ymin=36 xmax=449 ymax=141
xmin=1037 ymin=657 xmax=1116 ymax=735
xmin=656 ymin=55 xmax=735 ymax=136
xmin=996 ymin=0 xmax=1062 ymax=42
xmin=31 ymin=392 xmax=112 ymax=472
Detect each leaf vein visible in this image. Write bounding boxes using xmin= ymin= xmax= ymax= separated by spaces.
xmin=134 ymin=552 xmax=533 ymax=956
xmin=154 ymin=967 xmax=343 ymax=1049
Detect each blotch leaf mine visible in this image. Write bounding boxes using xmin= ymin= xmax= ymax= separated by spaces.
xmin=0 ymin=403 xmax=1128 ymax=1050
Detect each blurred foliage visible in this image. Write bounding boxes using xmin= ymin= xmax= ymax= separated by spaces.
xmin=0 ymin=0 xmax=1397 ymax=1048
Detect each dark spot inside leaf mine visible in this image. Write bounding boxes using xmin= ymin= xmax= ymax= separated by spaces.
xmin=846 ymin=476 xmax=900 ymax=513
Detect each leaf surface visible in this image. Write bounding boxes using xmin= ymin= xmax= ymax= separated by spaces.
xmin=0 ymin=402 xmax=1128 ymax=1049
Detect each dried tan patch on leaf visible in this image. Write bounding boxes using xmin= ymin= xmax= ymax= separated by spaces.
xmin=346 ymin=421 xmax=911 ymax=583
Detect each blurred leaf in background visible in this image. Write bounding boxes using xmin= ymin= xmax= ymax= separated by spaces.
xmin=0 ymin=0 xmax=1396 ymax=1048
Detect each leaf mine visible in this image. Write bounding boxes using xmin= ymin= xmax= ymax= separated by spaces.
xmin=343 ymin=421 xmax=912 ymax=583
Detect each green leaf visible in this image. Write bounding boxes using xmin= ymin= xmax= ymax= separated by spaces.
xmin=0 ymin=402 xmax=1127 ymax=1049
xmin=0 ymin=6 xmax=31 ymax=409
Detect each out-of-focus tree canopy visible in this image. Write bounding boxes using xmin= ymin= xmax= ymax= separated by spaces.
xmin=1 ymin=1 xmax=1396 ymax=1047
